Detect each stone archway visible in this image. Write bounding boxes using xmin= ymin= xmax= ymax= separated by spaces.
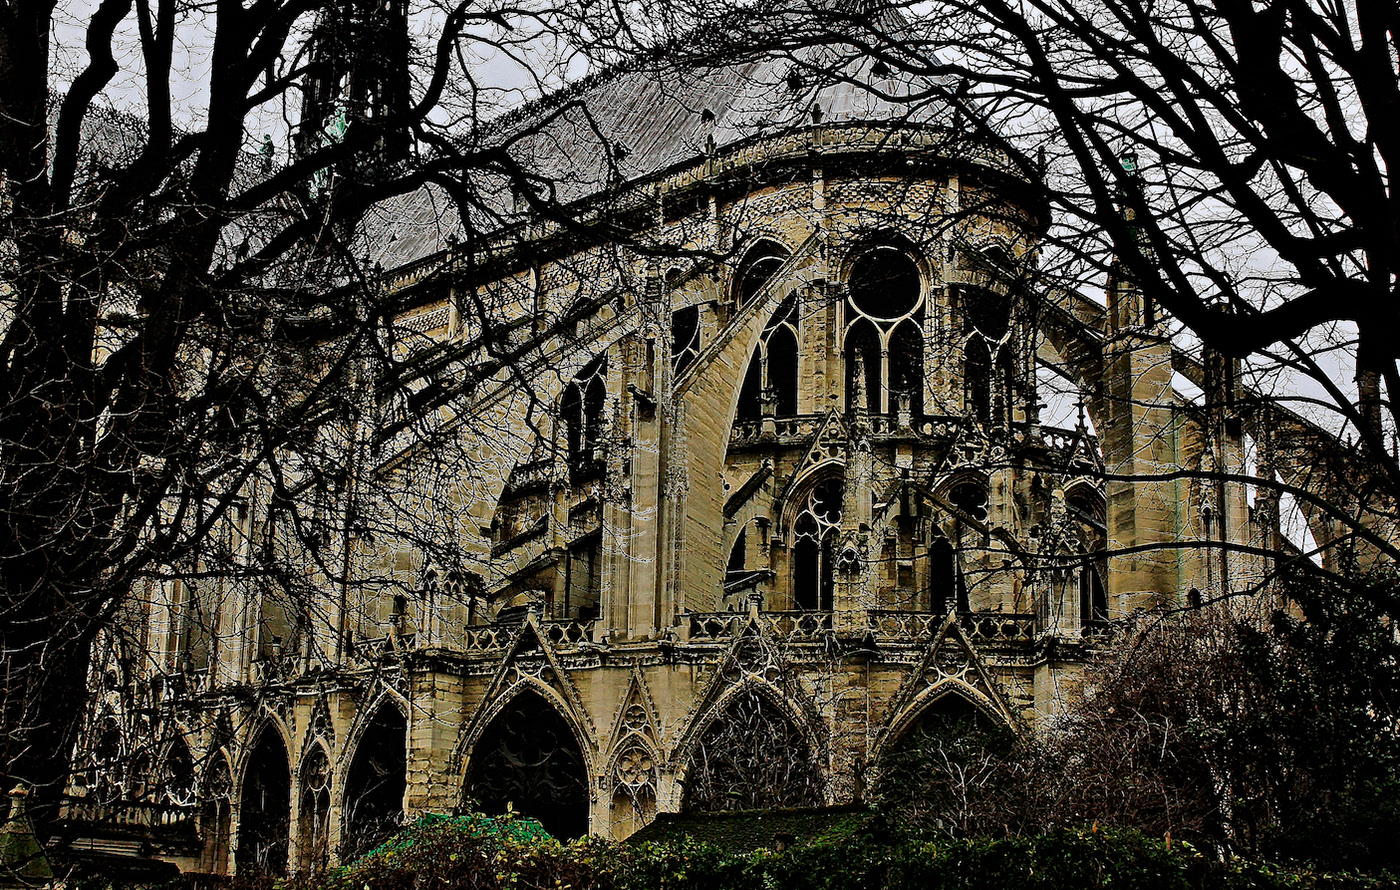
xmin=236 ymin=727 xmax=290 ymax=877
xmin=341 ymin=705 xmax=408 ymax=862
xmin=682 ymin=685 xmax=824 ymax=812
xmin=876 ymin=692 xmax=1012 ymax=835
xmin=463 ymin=688 xmax=589 ymax=839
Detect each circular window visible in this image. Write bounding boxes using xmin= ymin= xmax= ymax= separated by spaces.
xmin=848 ymin=246 xmax=921 ymax=320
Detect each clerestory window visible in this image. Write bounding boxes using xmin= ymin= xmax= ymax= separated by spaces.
xmin=671 ymin=305 xmax=702 ymax=379
xmin=735 ymin=240 xmax=790 ymax=309
xmin=736 ymin=296 xmax=800 ymax=421
xmin=844 ymin=246 xmax=925 ymax=415
xmin=961 ymin=288 xmax=1014 ymax=425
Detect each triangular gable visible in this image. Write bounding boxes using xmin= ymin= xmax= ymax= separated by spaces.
xmin=778 ymin=409 xmax=850 ymax=505
xmin=878 ymin=616 xmax=1017 ymax=738
xmin=457 ymin=615 xmax=597 ymax=762
xmin=606 ymin=665 xmax=662 ymax=754
xmin=664 ymin=627 xmax=824 ymax=765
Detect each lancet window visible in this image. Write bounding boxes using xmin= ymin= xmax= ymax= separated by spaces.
xmin=925 ymin=480 xmax=987 ymax=613
xmin=671 ymin=305 xmax=701 ymax=378
xmin=737 ymin=295 xmax=800 ymax=422
xmin=561 ymin=355 xmax=607 ymax=464
xmin=844 ymin=246 xmax=925 ymax=415
xmin=791 ymin=478 xmax=843 ymax=611
xmin=1067 ymin=487 xmax=1109 ymax=626
xmin=961 ymin=288 xmax=1015 ymax=425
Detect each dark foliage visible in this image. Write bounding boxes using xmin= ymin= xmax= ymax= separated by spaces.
xmin=274 ymin=812 xmax=1395 ymax=890
xmin=873 ymin=569 xmax=1400 ymax=874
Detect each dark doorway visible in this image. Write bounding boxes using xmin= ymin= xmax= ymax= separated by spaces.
xmin=464 ymin=689 xmax=589 ymax=839
xmin=236 ymin=728 xmax=290 ymax=877
xmin=341 ymin=706 xmax=408 ymax=862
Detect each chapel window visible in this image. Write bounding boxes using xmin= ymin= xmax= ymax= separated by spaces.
xmin=961 ymin=288 xmax=1014 ymax=425
xmin=791 ymin=478 xmax=843 ymax=611
xmin=562 ymin=355 xmax=607 ymax=463
xmin=844 ymin=246 xmax=925 ymax=414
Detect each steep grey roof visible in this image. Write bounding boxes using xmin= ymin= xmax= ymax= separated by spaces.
xmin=361 ymin=5 xmax=956 ymax=275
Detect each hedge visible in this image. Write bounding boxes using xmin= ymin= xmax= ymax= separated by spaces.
xmin=274 ymin=814 xmax=1393 ymax=890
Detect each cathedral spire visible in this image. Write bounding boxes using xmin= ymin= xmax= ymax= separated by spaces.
xmin=297 ymin=0 xmax=412 ymax=168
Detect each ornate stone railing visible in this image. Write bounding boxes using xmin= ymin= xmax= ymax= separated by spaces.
xmin=684 ymin=609 xmax=1034 ymax=645
xmin=864 ymin=610 xmax=1034 ymax=644
xmin=866 ymin=610 xmax=945 ymax=639
xmin=687 ymin=611 xmax=743 ymax=641
xmin=538 ymin=617 xmax=599 ymax=647
xmin=959 ymin=612 xmax=1037 ymax=643
xmin=156 ymin=668 xmax=210 ymax=701
xmin=410 ymin=610 xmax=1035 ymax=660
xmin=502 ymin=457 xmax=556 ymax=495
xmin=1039 ymin=425 xmax=1102 ymax=466
xmin=458 ymin=617 xmax=597 ymax=653
xmin=57 ymin=797 xmax=196 ymax=830
xmin=463 ymin=623 xmax=513 ymax=651
xmin=728 ymin=415 xmax=824 ymax=447
xmin=757 ymin=610 xmax=833 ymax=640
xmin=685 ymin=610 xmax=833 ymax=643
xmin=728 ymin=413 xmax=1102 ymax=464
xmin=730 ymin=413 xmax=968 ymax=448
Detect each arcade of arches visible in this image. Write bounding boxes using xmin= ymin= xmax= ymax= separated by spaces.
xmin=219 ymin=681 xmax=1011 ymax=875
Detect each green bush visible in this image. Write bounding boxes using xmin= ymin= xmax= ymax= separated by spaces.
xmin=290 ymin=813 xmax=1393 ymax=890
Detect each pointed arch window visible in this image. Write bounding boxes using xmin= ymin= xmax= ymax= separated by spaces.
xmin=464 ymin=690 xmax=589 ymax=839
xmin=161 ymin=737 xmax=197 ymax=808
xmin=961 ymin=288 xmax=1014 ymax=425
xmin=935 ymin=480 xmax=987 ymax=613
xmin=928 ymin=534 xmax=956 ymax=614
xmin=844 ymin=246 xmax=925 ymax=414
xmin=736 ymin=296 xmax=800 ymax=421
xmin=562 ymin=355 xmax=607 ymax=464
xmin=199 ymin=756 xmax=233 ymax=875
xmin=792 ymin=478 xmax=843 ymax=611
xmin=298 ymin=745 xmax=331 ymax=874
xmin=735 ymin=240 xmax=790 ymax=309
xmin=682 ymin=687 xmax=823 ymax=812
xmin=671 ymin=305 xmax=701 ymax=378
xmin=844 ymin=320 xmax=881 ymax=413
xmin=236 ymin=728 xmax=290 ymax=877
xmin=727 ymin=528 xmax=747 ymax=575
xmin=1067 ymin=487 xmax=1109 ymax=628
xmin=341 ymin=706 xmax=407 ymax=862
